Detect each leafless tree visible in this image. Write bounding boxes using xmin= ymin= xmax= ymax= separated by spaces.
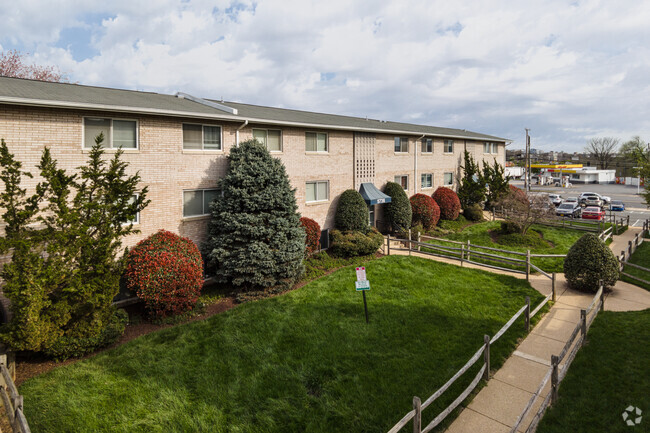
xmin=496 ymin=191 xmax=555 ymax=235
xmin=585 ymin=137 xmax=619 ymax=169
xmin=0 ymin=50 xmax=67 ymax=82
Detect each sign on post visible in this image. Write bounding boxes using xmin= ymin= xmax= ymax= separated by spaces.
xmin=355 ymin=267 xmax=370 ymax=323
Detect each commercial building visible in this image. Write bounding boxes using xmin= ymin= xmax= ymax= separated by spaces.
xmin=0 ymin=76 xmax=507 ymax=247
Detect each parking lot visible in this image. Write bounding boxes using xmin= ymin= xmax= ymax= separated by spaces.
xmin=511 ymin=180 xmax=650 ymax=226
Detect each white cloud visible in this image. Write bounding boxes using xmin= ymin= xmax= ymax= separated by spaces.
xmin=2 ymin=0 xmax=650 ymax=151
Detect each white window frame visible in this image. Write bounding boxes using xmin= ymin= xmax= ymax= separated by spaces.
xmin=484 ymin=142 xmax=498 ymax=154
xmin=421 ymin=138 xmax=433 ymax=153
xmin=421 ymin=173 xmax=433 ymax=189
xmin=443 ymin=139 xmax=454 ymax=154
xmin=305 ymin=180 xmax=329 ymax=203
xmin=394 ymin=137 xmax=409 ymax=153
xmin=182 ymin=123 xmax=223 ymax=151
xmin=182 ymin=188 xmax=219 ymax=218
xmin=83 ymin=117 xmax=139 ymax=149
xmin=253 ymin=128 xmax=283 ymax=152
xmin=305 ymin=131 xmax=329 ymax=153
xmin=394 ymin=175 xmax=409 ymax=190
xmin=443 ymin=172 xmax=454 ymax=186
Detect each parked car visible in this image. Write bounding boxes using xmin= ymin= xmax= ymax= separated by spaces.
xmin=610 ymin=200 xmax=625 ymax=211
xmin=548 ymin=194 xmax=563 ymax=207
xmin=579 ymin=192 xmax=610 ymax=205
xmin=582 ymin=206 xmax=606 ymax=220
xmin=580 ymin=194 xmax=602 ymax=207
xmin=564 ymin=197 xmax=578 ymax=204
xmin=556 ymin=202 xmax=581 ymax=218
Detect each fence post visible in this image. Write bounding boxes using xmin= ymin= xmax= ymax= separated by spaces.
xmin=413 ymin=396 xmax=421 ymax=433
xmin=621 ymin=250 xmax=625 ymax=264
xmin=614 ymin=218 xmax=617 ymax=235
xmin=467 ymin=240 xmax=471 ymax=262
xmin=387 ymin=235 xmax=391 ymax=256
xmin=551 ymin=355 xmax=559 ymax=404
xmin=627 ymin=214 xmax=630 ymax=228
xmin=552 ymin=273 xmax=556 ymax=301
xmin=483 ymin=335 xmax=491 ymax=381
xmin=580 ymin=309 xmax=587 ymax=346
xmin=460 ymin=244 xmax=465 ymax=267
xmin=408 ymin=229 xmax=412 ymax=256
xmin=525 ymin=296 xmax=531 ymax=332
xmin=417 ymin=231 xmax=421 ymax=252
xmin=526 ymin=250 xmax=530 ymax=281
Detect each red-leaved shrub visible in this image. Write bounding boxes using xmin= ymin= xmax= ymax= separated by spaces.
xmin=410 ymin=194 xmax=440 ymax=229
xmin=432 ymin=187 xmax=461 ymax=220
xmin=508 ymin=184 xmax=529 ymax=204
xmin=125 ymin=230 xmax=203 ymax=318
xmin=300 ymin=217 xmax=321 ymax=254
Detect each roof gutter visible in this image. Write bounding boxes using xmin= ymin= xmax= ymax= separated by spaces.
xmin=0 ymin=96 xmax=508 ymax=142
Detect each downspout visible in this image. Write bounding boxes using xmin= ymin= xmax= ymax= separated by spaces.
xmin=235 ymin=120 xmax=248 ymax=146
xmin=414 ymin=134 xmax=425 ymax=194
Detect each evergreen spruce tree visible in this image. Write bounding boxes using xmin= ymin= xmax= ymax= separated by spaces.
xmin=482 ymin=159 xmax=511 ymax=210
xmin=204 ymin=140 xmax=305 ymax=291
xmin=457 ymin=151 xmax=486 ymax=209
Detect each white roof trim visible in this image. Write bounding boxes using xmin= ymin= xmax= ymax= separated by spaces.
xmin=175 ymin=92 xmax=238 ymax=115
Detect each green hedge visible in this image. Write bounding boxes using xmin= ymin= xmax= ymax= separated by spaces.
xmin=329 ymin=229 xmax=384 ymax=257
xmin=335 ymin=190 xmax=369 ymax=232
xmin=564 ymin=233 xmax=619 ymax=292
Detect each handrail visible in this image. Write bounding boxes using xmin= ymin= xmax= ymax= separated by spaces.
xmin=510 ymin=368 xmax=553 ymax=433
xmin=530 ymin=292 xmax=552 ymax=318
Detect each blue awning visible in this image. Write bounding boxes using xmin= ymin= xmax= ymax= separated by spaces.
xmin=359 ymin=183 xmax=392 ymax=205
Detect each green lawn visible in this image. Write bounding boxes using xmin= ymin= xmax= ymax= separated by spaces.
xmin=21 ymin=256 xmax=545 ymax=433
xmin=621 ymin=242 xmax=650 ymax=291
xmin=421 ymin=221 xmax=585 ymax=273
xmin=537 ymin=310 xmax=650 ymax=433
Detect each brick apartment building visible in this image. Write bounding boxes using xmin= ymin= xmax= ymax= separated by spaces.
xmin=0 ymin=76 xmax=506 ymax=248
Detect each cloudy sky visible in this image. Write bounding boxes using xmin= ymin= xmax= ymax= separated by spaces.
xmin=2 ymin=0 xmax=649 ymax=151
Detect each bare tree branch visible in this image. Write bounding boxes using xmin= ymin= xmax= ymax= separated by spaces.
xmin=585 ymin=137 xmax=618 ymax=169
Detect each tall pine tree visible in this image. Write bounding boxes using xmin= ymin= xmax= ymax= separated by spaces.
xmin=204 ymin=140 xmax=305 ymax=291
xmin=457 ymin=150 xmax=485 ymax=209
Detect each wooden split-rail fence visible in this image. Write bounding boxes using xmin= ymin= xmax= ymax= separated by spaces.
xmin=386 ymin=285 xmax=555 ymax=433
xmin=618 ymin=226 xmax=649 ymax=287
xmin=0 ymin=349 xmax=30 ymax=433
xmin=386 ymin=233 xmax=562 ymax=289
xmin=510 ymin=282 xmax=606 ymax=433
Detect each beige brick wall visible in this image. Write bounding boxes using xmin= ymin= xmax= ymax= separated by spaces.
xmin=0 ymin=104 xmax=506 ymax=247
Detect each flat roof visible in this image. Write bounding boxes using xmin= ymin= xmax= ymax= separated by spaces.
xmin=0 ymin=76 xmax=507 ymax=142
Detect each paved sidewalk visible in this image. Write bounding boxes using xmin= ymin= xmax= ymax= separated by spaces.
xmin=387 ymin=228 xmax=650 ymax=432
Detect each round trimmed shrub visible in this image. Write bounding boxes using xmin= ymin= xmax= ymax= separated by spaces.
xmin=335 ymin=190 xmax=369 ymax=232
xmin=329 ymin=228 xmax=384 ymax=257
xmin=125 ymin=230 xmax=204 ymax=318
xmin=300 ymin=217 xmax=321 ymax=254
xmin=463 ymin=204 xmax=484 ymax=222
xmin=432 ymin=187 xmax=461 ymax=220
xmin=383 ymin=182 xmax=412 ymax=232
xmin=564 ymin=233 xmax=619 ymax=293
xmin=410 ymin=194 xmax=440 ymax=229
xmin=508 ymin=184 xmax=528 ymax=205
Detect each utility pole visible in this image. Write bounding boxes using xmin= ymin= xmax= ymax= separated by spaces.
xmin=525 ymin=128 xmax=531 ymax=191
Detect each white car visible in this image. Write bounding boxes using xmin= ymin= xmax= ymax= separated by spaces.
xmin=579 ymin=192 xmax=610 ymax=205
xmin=548 ymin=194 xmax=563 ymax=207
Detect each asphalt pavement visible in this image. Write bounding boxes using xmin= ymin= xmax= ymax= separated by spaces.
xmin=510 ymin=180 xmax=650 ymax=227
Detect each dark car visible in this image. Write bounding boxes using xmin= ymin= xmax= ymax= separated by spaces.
xmin=610 ymin=200 xmax=625 ymax=211
xmin=556 ymin=202 xmax=581 ymax=218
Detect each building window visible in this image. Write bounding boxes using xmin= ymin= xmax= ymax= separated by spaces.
xmin=183 ymin=189 xmax=219 ymax=217
xmin=571 ymin=174 xmax=580 ymax=180
xmin=305 ymin=132 xmax=328 ymax=152
xmin=444 ymin=140 xmax=454 ymax=153
xmin=421 ymin=173 xmax=433 ymax=189
xmin=125 ymin=194 xmax=140 ymax=225
xmin=394 ymin=137 xmax=409 ymax=153
xmin=421 ymin=138 xmax=433 ymax=153
xmin=444 ymin=172 xmax=454 ymax=186
xmin=253 ymin=129 xmax=282 ymax=152
xmin=84 ymin=118 xmax=137 ymax=149
xmin=306 ymin=181 xmax=329 ymax=202
xmin=183 ymin=124 xmax=222 ymax=150
xmin=484 ymin=142 xmax=497 ymax=154
xmin=395 ymin=175 xmax=409 ymax=190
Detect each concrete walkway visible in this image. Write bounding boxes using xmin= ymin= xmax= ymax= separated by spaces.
xmin=388 ymin=227 xmax=650 ymax=433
